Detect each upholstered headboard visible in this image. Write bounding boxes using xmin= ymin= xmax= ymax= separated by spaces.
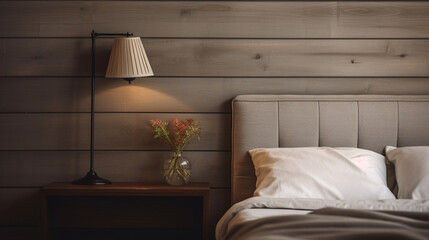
xmin=231 ymin=95 xmax=429 ymax=204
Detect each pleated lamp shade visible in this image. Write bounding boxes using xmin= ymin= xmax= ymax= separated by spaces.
xmin=105 ymin=37 xmax=154 ymax=79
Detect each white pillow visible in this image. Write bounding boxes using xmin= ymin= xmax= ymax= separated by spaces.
xmin=385 ymin=146 xmax=429 ymax=200
xmin=249 ymin=147 xmax=395 ymax=200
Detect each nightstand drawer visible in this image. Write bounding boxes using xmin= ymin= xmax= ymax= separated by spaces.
xmin=42 ymin=183 xmax=210 ymax=240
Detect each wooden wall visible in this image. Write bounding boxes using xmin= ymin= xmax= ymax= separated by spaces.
xmin=1 ymin=1 xmax=429 ymax=238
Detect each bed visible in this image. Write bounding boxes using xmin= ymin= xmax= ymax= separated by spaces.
xmin=216 ymin=95 xmax=429 ymax=240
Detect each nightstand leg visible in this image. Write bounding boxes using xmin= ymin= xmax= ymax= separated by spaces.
xmin=41 ymin=194 xmax=48 ymax=240
xmin=203 ymin=191 xmax=210 ymax=240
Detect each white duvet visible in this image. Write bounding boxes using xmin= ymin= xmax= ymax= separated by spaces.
xmin=216 ymin=197 xmax=429 ymax=240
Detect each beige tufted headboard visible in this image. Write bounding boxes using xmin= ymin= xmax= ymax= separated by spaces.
xmin=231 ymin=95 xmax=429 ymax=204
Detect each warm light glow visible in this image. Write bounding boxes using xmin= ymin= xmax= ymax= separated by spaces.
xmin=96 ymin=82 xmax=194 ymax=112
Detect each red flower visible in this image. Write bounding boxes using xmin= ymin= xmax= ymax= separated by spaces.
xmin=150 ymin=118 xmax=201 ymax=152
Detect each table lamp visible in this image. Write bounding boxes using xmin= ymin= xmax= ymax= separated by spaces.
xmin=72 ymin=30 xmax=153 ymax=185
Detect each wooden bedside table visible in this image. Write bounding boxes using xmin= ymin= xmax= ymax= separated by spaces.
xmin=41 ymin=182 xmax=210 ymax=240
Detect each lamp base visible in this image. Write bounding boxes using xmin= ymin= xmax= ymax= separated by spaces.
xmin=72 ymin=171 xmax=112 ymax=185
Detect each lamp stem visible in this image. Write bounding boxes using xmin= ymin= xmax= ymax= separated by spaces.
xmin=90 ymin=30 xmax=96 ymax=173
xmin=72 ymin=30 xmax=114 ymax=185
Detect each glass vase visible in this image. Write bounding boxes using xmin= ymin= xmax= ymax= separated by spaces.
xmin=163 ymin=152 xmax=191 ymax=185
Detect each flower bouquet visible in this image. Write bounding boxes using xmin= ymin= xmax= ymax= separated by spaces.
xmin=151 ymin=118 xmax=201 ymax=185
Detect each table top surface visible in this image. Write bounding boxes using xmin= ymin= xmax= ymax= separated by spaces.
xmin=42 ymin=182 xmax=210 ymax=195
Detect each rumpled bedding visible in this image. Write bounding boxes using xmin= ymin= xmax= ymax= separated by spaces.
xmin=216 ymin=197 xmax=429 ymax=240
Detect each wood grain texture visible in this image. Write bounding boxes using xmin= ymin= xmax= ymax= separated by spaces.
xmin=337 ymin=2 xmax=429 ymax=38
xmin=0 ymin=114 xmax=90 ymax=150
xmin=96 ymin=77 xmax=429 ymax=112
xmin=2 ymin=39 xmax=429 ymax=77
xmin=2 ymin=1 xmax=429 ymax=38
xmin=146 ymin=39 xmax=429 ymax=77
xmin=2 ymin=77 xmax=429 ymax=113
xmin=2 ymin=38 xmax=100 ymax=76
xmin=0 ymin=77 xmax=89 ymax=112
xmin=95 ymin=113 xmax=231 ymax=151
xmin=0 ymin=40 xmax=4 ymax=76
xmin=43 ymin=182 xmax=210 ymax=195
xmin=0 ymin=113 xmax=230 ymax=150
xmin=0 ymin=151 xmax=230 ymax=188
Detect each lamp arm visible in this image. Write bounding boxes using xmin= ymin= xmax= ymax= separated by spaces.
xmin=93 ymin=31 xmax=133 ymax=38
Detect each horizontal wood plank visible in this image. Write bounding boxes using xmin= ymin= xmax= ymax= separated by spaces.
xmin=95 ymin=113 xmax=231 ymax=150
xmin=337 ymin=2 xmax=429 ymax=38
xmin=0 ymin=77 xmax=90 ymax=112
xmin=0 ymin=40 xmax=4 ymax=76
xmin=0 ymin=114 xmax=90 ymax=150
xmin=0 ymin=113 xmax=230 ymax=150
xmin=96 ymin=77 xmax=429 ymax=111
xmin=147 ymin=39 xmax=429 ymax=77
xmin=2 ymin=38 xmax=98 ymax=77
xmin=1 ymin=1 xmax=429 ymax=38
xmin=2 ymin=39 xmax=429 ymax=77
xmin=0 ymin=1 xmax=335 ymax=38
xmin=0 ymin=151 xmax=230 ymax=188
xmin=0 ymin=187 xmax=229 ymax=227
xmin=2 ymin=77 xmax=429 ymax=113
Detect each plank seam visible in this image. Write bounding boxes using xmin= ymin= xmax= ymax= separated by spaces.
xmin=0 ymin=112 xmax=231 ymax=114
xmin=1 ymin=37 xmax=429 ymax=40
xmin=0 ymin=186 xmax=231 ymax=189
xmin=2 ymin=76 xmax=429 ymax=78
xmin=0 ymin=150 xmax=232 ymax=152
